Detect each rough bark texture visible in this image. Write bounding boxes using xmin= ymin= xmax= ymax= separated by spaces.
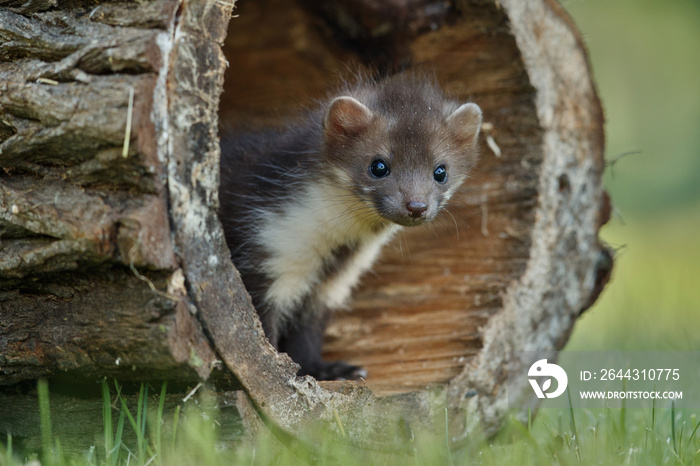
xmin=0 ymin=0 xmax=217 ymax=385
xmin=1 ymin=0 xmax=610 ymax=447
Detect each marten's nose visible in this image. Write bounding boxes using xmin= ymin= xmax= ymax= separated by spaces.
xmin=405 ymin=201 xmax=428 ymax=219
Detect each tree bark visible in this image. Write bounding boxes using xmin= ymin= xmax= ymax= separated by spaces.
xmin=0 ymin=0 xmax=218 ymax=386
xmin=1 ymin=0 xmax=611 ymax=446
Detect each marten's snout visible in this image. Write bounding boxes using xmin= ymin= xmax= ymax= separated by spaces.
xmin=406 ymin=201 xmax=428 ymax=219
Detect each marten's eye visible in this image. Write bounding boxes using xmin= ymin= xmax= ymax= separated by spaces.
xmin=370 ymin=159 xmax=390 ymax=178
xmin=434 ymin=165 xmax=447 ymax=183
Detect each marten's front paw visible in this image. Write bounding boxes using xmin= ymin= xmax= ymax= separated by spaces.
xmin=302 ymin=361 xmax=368 ymax=381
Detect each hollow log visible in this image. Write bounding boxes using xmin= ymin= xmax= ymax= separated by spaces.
xmin=0 ymin=0 xmax=610 ymax=445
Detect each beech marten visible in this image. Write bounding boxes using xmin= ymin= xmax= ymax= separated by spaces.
xmin=219 ymin=73 xmax=482 ymax=380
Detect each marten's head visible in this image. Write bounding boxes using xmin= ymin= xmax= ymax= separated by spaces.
xmin=321 ymin=74 xmax=482 ymax=227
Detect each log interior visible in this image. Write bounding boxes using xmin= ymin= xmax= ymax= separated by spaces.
xmin=220 ymin=0 xmax=541 ymax=395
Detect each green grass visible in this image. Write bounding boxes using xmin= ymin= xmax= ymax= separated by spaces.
xmin=2 ymin=375 xmax=700 ymax=465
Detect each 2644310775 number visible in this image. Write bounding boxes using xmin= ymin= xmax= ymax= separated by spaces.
xmin=599 ymin=368 xmax=680 ymax=381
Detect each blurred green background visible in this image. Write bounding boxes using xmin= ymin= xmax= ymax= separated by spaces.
xmin=563 ymin=0 xmax=700 ymax=351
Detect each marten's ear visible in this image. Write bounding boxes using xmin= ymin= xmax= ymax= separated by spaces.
xmin=446 ymin=103 xmax=482 ymax=146
xmin=324 ymin=97 xmax=374 ymax=138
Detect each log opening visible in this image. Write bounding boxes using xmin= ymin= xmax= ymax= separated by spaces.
xmin=221 ymin=0 xmax=547 ymax=396
xmin=0 ymin=0 xmax=610 ymax=442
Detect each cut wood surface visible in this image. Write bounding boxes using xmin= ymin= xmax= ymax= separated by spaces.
xmin=1 ymin=0 xmax=611 ymax=445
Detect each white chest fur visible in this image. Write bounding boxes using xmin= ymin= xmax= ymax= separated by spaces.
xmin=256 ymin=180 xmax=398 ymax=319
